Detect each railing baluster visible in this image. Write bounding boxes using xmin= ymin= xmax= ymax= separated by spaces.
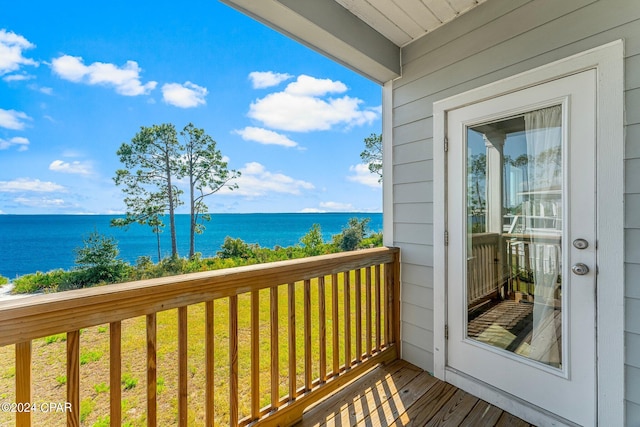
xmin=393 ymin=250 xmax=401 ymax=349
xmin=318 ymin=276 xmax=327 ymax=383
xmin=110 ymin=322 xmax=122 ymax=427
xmin=385 ymin=262 xmax=392 ymax=345
xmin=67 ymin=330 xmax=80 ymax=427
xmin=229 ymin=296 xmax=239 ymax=426
xmin=205 ymin=301 xmax=214 ymax=427
xmin=288 ymin=282 xmax=296 ymax=400
xmin=146 ymin=314 xmax=156 ymax=427
xmin=331 ymin=273 xmax=339 ymax=376
xmin=355 ymin=269 xmax=362 ymax=362
xmin=270 ymin=286 xmax=279 ymax=409
xmin=366 ymin=266 xmax=372 ymax=357
xmin=15 ymin=341 xmax=31 ymax=427
xmin=304 ymin=279 xmax=312 ymax=392
xmin=375 ymin=265 xmax=382 ymax=351
xmin=178 ymin=307 xmax=188 ymax=426
xmin=344 ymin=272 xmax=351 ymax=368
xmin=251 ymin=291 xmax=260 ymax=420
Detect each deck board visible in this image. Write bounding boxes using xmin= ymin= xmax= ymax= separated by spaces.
xmin=295 ymin=360 xmax=533 ymax=427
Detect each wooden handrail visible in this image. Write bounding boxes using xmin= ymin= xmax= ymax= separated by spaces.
xmin=1 ymin=246 xmax=400 ymax=426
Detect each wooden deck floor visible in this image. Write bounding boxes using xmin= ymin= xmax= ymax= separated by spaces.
xmin=294 ymin=360 xmax=533 ymax=427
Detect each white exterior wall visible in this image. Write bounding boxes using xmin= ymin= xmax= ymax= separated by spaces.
xmin=391 ymin=0 xmax=640 ymax=422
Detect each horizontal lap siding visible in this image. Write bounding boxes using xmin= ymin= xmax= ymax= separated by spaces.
xmin=391 ymin=0 xmax=640 ymax=420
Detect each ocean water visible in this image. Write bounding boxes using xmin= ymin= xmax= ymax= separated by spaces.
xmin=0 ymin=213 xmax=382 ymax=279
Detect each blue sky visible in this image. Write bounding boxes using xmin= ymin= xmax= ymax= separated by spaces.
xmin=0 ymin=0 xmax=382 ymax=215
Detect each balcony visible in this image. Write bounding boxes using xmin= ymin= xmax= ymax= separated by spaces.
xmin=0 ymin=247 xmax=527 ymax=426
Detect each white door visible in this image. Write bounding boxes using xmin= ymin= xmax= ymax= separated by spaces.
xmin=446 ymin=70 xmax=597 ymax=426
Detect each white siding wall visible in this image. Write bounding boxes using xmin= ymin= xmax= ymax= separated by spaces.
xmin=391 ymin=0 xmax=640 ymax=422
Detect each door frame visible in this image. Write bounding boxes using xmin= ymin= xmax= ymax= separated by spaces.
xmin=433 ymin=41 xmax=624 ymax=425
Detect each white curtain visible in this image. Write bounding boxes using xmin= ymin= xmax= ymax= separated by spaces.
xmin=524 ymin=105 xmax=562 ymax=367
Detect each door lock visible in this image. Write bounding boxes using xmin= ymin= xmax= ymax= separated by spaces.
xmin=573 ymin=239 xmax=589 ymax=249
xmin=571 ymin=263 xmax=590 ymax=275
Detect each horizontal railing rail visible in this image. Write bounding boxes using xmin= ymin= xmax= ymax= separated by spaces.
xmin=0 ymin=247 xmax=400 ymax=427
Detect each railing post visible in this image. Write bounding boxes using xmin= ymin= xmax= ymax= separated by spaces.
xmin=318 ymin=277 xmax=327 ymax=383
xmin=288 ymin=283 xmax=296 ymax=400
xmin=270 ymin=286 xmax=280 ymax=410
xmin=15 ymin=341 xmax=31 ymax=427
xmin=344 ymin=272 xmax=351 ymax=368
xmin=251 ymin=291 xmax=260 ymax=419
xmin=304 ymin=280 xmax=312 ymax=392
xmin=178 ymin=307 xmax=188 ymax=426
xmin=110 ymin=321 xmax=122 ymax=427
xmin=229 ymin=296 xmax=239 ymax=426
xmin=205 ymin=301 xmax=215 ymax=427
xmin=67 ymin=330 xmax=80 ymax=427
xmin=146 ymin=315 xmax=157 ymax=427
xmin=393 ymin=249 xmax=401 ymax=351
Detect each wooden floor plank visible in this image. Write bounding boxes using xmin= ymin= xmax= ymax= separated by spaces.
xmin=355 ymin=371 xmax=439 ymax=427
xmin=425 ymin=389 xmax=479 ymax=426
xmin=324 ymin=366 xmax=428 ymax=427
xmin=496 ymin=411 xmax=531 ymax=427
xmin=295 ymin=359 xmax=531 ymax=427
xmin=297 ymin=360 xmax=408 ymax=426
xmin=459 ymin=400 xmax=504 ymax=426
xmin=388 ymin=381 xmax=457 ymax=426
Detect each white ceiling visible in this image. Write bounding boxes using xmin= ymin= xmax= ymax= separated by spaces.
xmin=333 ymin=0 xmax=487 ymax=46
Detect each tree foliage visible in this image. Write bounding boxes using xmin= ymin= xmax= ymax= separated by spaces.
xmin=179 ymin=123 xmax=240 ymax=258
xmin=113 ymin=123 xmax=182 ymax=257
xmin=299 ymin=223 xmax=325 ymax=257
xmin=360 ymin=133 xmax=382 ymax=182
xmin=333 ymin=217 xmax=371 ymax=252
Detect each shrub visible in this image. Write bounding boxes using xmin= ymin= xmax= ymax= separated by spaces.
xmin=73 ymin=230 xmax=128 ymax=287
xmin=0 ymin=275 xmax=8 ymax=286
xmin=13 ymin=270 xmax=68 ymax=294
xmin=217 ymin=236 xmax=254 ymax=259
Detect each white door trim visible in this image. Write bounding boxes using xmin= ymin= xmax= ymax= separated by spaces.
xmin=433 ymin=40 xmax=624 ymax=425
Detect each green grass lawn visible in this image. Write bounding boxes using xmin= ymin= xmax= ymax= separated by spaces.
xmin=0 ymin=270 xmax=387 ymax=426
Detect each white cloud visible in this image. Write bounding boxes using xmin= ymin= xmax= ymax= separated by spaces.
xmin=161 ymin=81 xmax=207 ymax=108
xmin=300 ymin=201 xmax=356 ymax=213
xmin=0 ymin=136 xmax=29 ymax=151
xmin=49 ymin=159 xmax=92 ymax=175
xmin=220 ymin=162 xmax=314 ymax=197
xmin=347 ymin=163 xmax=381 ymax=188
xmin=14 ymin=197 xmax=67 ymax=207
xmin=0 ymin=178 xmax=64 ymax=193
xmin=248 ymin=71 xmax=293 ymax=89
xmin=234 ymin=126 xmax=298 ymax=148
xmin=284 ymin=75 xmax=347 ymax=96
xmin=2 ymin=73 xmax=34 ymax=82
xmin=0 ymin=29 xmax=38 ymax=76
xmin=248 ymin=75 xmax=379 ymax=132
xmin=51 ymin=55 xmax=157 ymax=96
xmin=0 ymin=108 xmax=31 ymax=130
xmin=319 ymin=201 xmax=355 ymax=211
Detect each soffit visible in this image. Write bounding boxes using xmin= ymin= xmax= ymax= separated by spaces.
xmin=333 ymin=0 xmax=488 ymax=47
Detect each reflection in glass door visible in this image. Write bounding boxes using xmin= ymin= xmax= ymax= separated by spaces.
xmin=465 ymin=105 xmax=563 ymax=369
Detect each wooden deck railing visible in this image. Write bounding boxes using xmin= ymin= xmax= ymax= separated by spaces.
xmin=467 ymin=233 xmax=504 ymax=305
xmin=0 ymin=247 xmax=400 ymax=426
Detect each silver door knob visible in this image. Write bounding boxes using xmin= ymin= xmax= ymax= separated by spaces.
xmin=571 ymin=263 xmax=590 ymax=275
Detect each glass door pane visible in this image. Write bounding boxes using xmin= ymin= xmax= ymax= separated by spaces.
xmin=465 ymin=105 xmax=563 ymax=369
